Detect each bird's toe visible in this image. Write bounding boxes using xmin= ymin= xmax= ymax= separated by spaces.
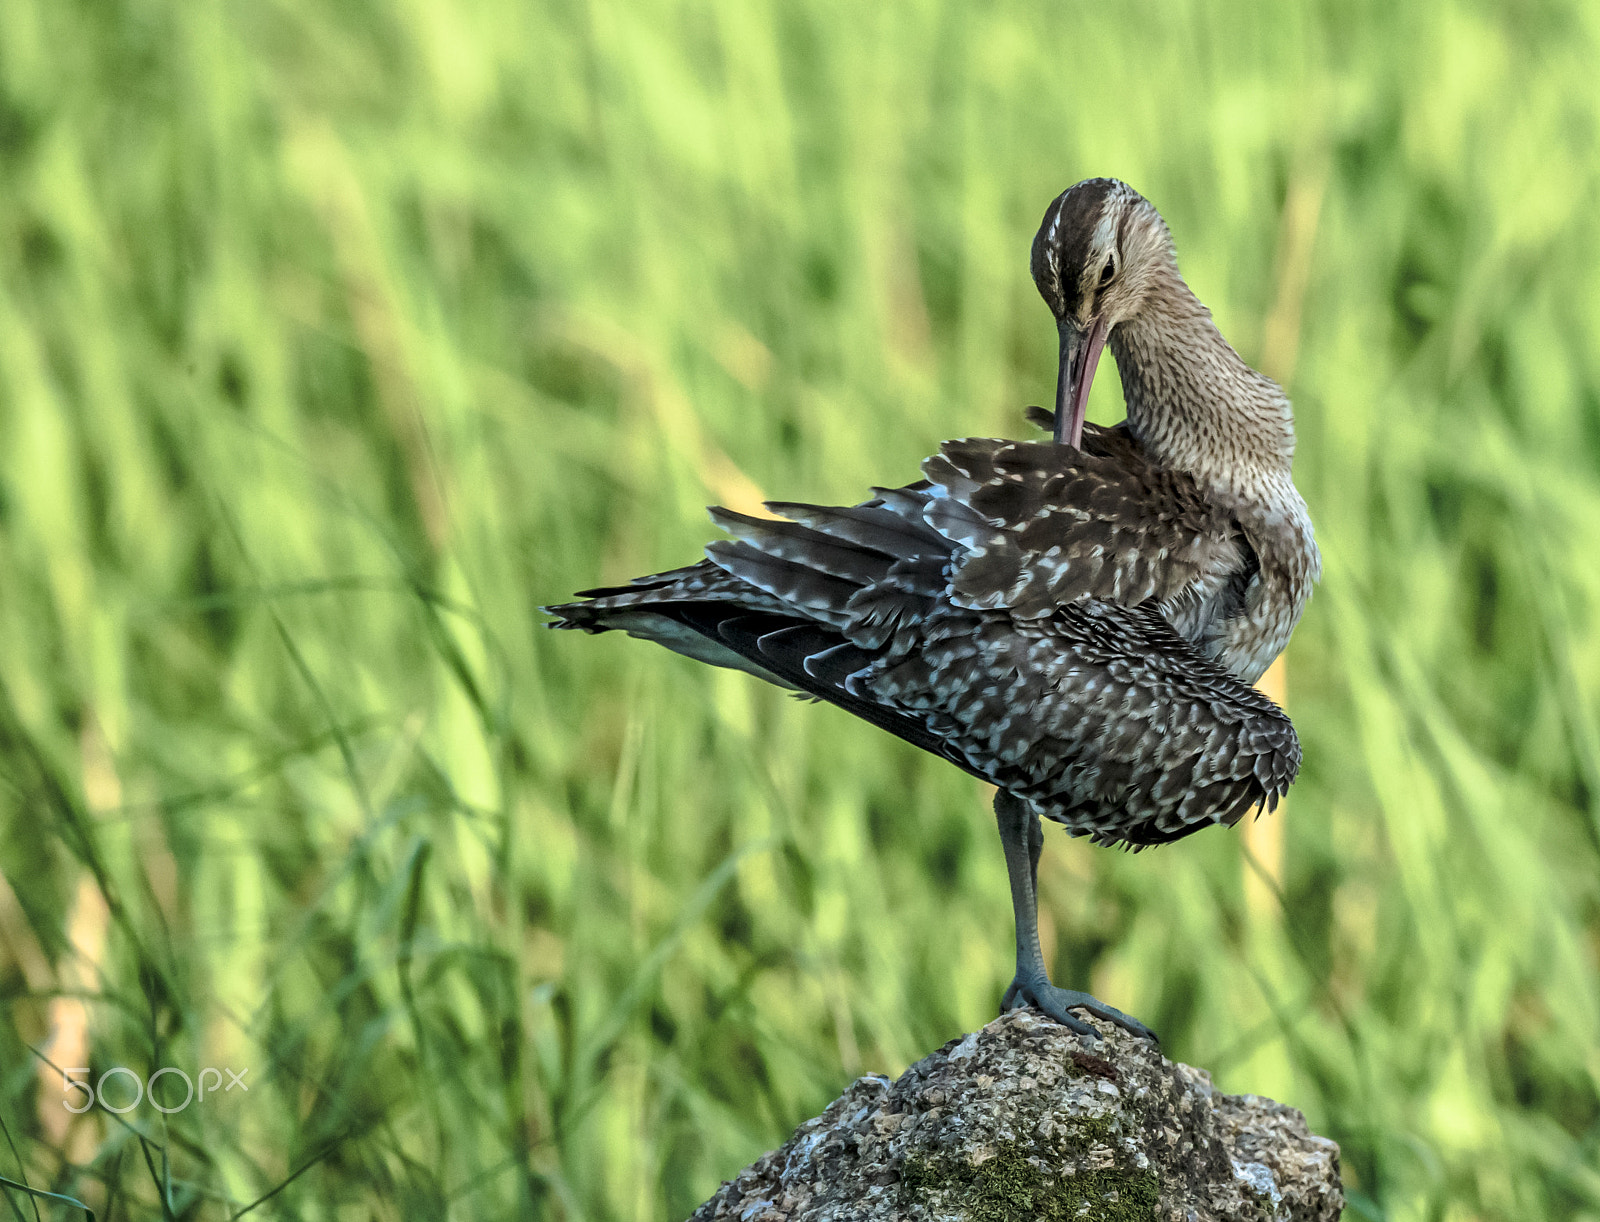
xmin=1006 ymin=976 xmax=1157 ymax=1044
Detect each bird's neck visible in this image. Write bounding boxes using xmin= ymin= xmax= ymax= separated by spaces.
xmin=1109 ymin=268 xmax=1298 ymax=504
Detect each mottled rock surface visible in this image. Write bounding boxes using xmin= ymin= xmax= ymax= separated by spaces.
xmin=690 ymin=1010 xmax=1341 ymax=1221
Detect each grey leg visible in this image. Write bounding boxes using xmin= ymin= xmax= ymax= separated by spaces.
xmin=998 ymin=804 xmax=1042 ymax=1012
xmin=994 ymin=791 xmax=1156 ymax=1042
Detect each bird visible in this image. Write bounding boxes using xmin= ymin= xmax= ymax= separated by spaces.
xmin=545 ymin=178 xmax=1319 ymax=1041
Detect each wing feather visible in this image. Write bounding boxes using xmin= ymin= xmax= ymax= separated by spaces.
xmin=920 ymin=423 xmax=1245 ymax=618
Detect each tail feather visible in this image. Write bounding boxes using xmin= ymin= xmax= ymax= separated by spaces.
xmin=704 ymin=540 xmax=859 ymax=626
xmin=763 ymin=500 xmax=948 ymax=553
xmin=707 ymin=508 xmax=892 ymax=585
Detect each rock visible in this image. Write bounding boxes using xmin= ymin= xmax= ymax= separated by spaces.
xmin=689 ymin=1010 xmax=1342 ymax=1221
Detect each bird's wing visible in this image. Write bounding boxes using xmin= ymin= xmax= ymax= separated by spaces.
xmin=919 ymin=422 xmax=1245 ymax=618
xmin=546 ymin=468 xmax=1298 ymax=845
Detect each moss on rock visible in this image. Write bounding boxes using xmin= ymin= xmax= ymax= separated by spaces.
xmin=900 ymin=1140 xmax=1159 ymax=1221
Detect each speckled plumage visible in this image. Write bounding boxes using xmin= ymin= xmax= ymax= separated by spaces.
xmin=549 ymin=417 xmax=1302 ymax=846
xmin=546 ymin=178 xmax=1320 ymax=1034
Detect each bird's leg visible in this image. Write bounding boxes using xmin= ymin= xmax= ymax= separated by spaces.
xmin=998 ymin=802 xmax=1044 ymax=1012
xmin=993 ymin=791 xmax=1157 ymax=1042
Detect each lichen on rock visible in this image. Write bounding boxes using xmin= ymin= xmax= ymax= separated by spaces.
xmin=688 ymin=1010 xmax=1342 ymax=1221
xmin=900 ymin=1141 xmax=1159 ymax=1221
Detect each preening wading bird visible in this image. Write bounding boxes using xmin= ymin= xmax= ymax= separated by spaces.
xmin=546 ymin=179 xmax=1319 ymax=1040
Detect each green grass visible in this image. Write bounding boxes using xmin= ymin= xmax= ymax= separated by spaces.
xmin=3 ymin=0 xmax=1600 ymax=1217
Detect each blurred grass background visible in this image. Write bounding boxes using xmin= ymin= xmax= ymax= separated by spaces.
xmin=3 ymin=0 xmax=1600 ymax=1217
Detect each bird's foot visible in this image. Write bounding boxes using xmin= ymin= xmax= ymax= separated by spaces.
xmin=1001 ymin=975 xmax=1157 ymax=1043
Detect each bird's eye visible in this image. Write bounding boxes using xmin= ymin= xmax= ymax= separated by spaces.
xmin=1099 ymin=256 xmax=1116 ymax=286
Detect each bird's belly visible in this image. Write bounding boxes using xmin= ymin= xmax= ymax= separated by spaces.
xmin=1163 ymin=575 xmax=1304 ymax=688
xmin=1211 ymin=588 xmax=1306 ymax=686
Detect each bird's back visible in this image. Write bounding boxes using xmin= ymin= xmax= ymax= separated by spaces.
xmin=546 ymin=420 xmax=1300 ymax=847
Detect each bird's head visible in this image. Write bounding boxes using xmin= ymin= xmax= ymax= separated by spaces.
xmin=1030 ymin=178 xmax=1176 ymax=448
